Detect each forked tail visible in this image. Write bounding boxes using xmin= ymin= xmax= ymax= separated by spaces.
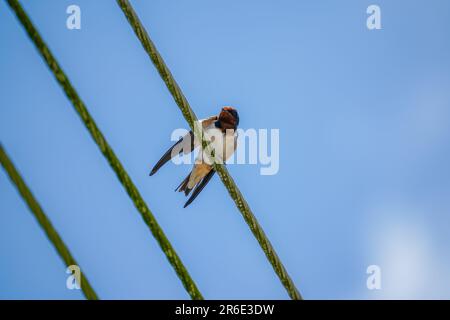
xmin=175 ymin=173 xmax=192 ymax=196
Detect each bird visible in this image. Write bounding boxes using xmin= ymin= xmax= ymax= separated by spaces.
xmin=149 ymin=106 xmax=239 ymax=208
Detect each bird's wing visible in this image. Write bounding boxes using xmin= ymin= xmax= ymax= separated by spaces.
xmin=184 ymin=170 xmax=216 ymax=208
xmin=149 ymin=131 xmax=194 ymax=176
xmin=200 ymin=115 xmax=218 ymax=128
xmin=149 ymin=116 xmax=218 ymax=176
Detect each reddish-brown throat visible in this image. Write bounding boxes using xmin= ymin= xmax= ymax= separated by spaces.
xmin=215 ymin=106 xmax=239 ymax=132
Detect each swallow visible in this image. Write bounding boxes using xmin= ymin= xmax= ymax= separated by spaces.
xmin=150 ymin=106 xmax=239 ymax=208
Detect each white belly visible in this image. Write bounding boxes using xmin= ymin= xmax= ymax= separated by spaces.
xmin=196 ymin=126 xmax=236 ymax=165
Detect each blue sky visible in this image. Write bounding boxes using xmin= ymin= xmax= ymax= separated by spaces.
xmin=1 ymin=0 xmax=450 ymax=299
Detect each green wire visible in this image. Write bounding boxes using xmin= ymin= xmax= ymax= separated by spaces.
xmin=116 ymin=0 xmax=302 ymax=300
xmin=0 ymin=144 xmax=99 ymax=300
xmin=6 ymin=0 xmax=203 ymax=300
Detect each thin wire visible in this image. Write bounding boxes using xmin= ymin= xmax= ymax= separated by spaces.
xmin=6 ymin=0 xmax=203 ymax=300
xmin=0 ymin=144 xmax=99 ymax=300
xmin=116 ymin=0 xmax=302 ymax=300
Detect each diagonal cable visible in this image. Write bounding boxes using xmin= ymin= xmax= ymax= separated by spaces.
xmin=0 ymin=144 xmax=99 ymax=300
xmin=5 ymin=0 xmax=203 ymax=300
xmin=117 ymin=0 xmax=302 ymax=299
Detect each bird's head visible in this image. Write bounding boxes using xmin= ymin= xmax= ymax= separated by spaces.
xmin=215 ymin=106 xmax=239 ymax=131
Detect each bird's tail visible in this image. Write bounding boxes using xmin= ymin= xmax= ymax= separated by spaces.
xmin=175 ymin=173 xmax=192 ymax=196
